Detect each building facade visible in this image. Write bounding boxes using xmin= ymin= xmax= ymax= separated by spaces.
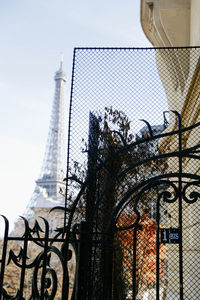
xmin=140 ymin=1 xmax=200 ymax=299
xmin=140 ymin=0 xmax=200 ymax=163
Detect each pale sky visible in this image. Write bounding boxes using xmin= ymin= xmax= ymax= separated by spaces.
xmin=0 ymin=0 xmax=151 ymax=232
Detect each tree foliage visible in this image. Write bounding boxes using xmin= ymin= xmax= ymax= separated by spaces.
xmin=117 ymin=213 xmax=167 ymax=293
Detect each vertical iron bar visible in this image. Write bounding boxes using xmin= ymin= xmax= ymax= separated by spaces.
xmin=178 ymin=118 xmax=184 ymax=300
xmin=75 ymin=221 xmax=88 ymax=300
xmin=174 ymin=111 xmax=184 ymax=300
xmin=19 ymin=217 xmax=29 ymax=299
xmin=86 ymin=112 xmax=100 ymax=221
xmin=86 ymin=112 xmax=100 ymax=300
xmin=61 ymin=48 xmax=77 ymax=300
xmin=156 ymin=196 xmax=160 ymax=300
xmin=64 ymin=48 xmax=77 ymax=235
xmin=132 ymin=226 xmax=138 ymax=300
xmin=103 ymin=233 xmax=114 ymax=300
xmin=61 ymin=256 xmax=69 ymax=300
xmin=40 ymin=218 xmax=49 ymax=299
xmin=0 ymin=216 xmax=9 ymax=298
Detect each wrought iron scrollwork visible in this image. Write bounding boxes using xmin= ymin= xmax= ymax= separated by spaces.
xmin=0 ymin=213 xmax=76 ymax=299
xmin=1 ymin=111 xmax=200 ymax=299
xmin=182 ymin=181 xmax=200 ymax=204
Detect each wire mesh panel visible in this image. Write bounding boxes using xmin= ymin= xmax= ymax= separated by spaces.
xmin=0 ymin=47 xmax=200 ymax=300
xmin=66 ymin=47 xmax=200 ymax=300
xmin=68 ymin=48 xmax=167 ymax=173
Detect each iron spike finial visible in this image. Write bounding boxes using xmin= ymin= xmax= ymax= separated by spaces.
xmin=139 ymin=119 xmax=153 ymax=137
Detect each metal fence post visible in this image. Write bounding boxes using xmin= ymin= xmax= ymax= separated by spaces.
xmin=75 ymin=221 xmax=89 ymax=300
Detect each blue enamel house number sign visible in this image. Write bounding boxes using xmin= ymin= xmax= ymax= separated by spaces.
xmin=161 ymin=228 xmax=181 ymax=244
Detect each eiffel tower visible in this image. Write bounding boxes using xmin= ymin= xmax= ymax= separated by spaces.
xmin=25 ymin=57 xmax=67 ymax=224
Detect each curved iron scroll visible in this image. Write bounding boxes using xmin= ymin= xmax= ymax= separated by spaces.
xmin=0 ymin=112 xmax=200 ymax=299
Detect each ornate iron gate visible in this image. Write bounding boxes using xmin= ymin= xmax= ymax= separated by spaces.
xmin=1 ymin=47 xmax=200 ymax=299
xmin=65 ymin=111 xmax=200 ymax=300
xmin=1 ymin=111 xmax=199 ymax=299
